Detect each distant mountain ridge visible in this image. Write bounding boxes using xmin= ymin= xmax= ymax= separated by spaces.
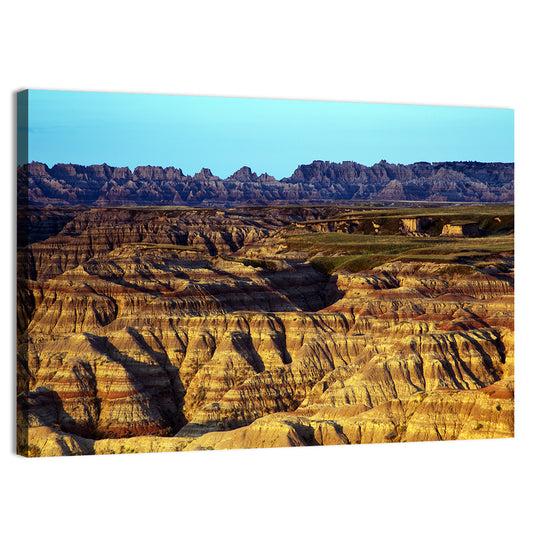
xmin=17 ymin=160 xmax=514 ymax=207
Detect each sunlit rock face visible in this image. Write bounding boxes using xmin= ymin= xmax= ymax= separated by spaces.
xmin=17 ymin=204 xmax=514 ymax=456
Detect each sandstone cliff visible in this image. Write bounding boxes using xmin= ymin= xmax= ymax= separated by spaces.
xmin=17 ymin=204 xmax=514 ymax=456
xmin=18 ymin=160 xmax=514 ymax=207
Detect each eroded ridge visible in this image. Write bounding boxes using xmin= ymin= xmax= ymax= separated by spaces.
xmin=17 ymin=204 xmax=514 ymax=456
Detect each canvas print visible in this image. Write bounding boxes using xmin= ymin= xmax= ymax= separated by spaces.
xmin=16 ymin=90 xmax=514 ymax=457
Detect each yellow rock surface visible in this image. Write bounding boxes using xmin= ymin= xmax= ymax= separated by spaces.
xmin=17 ymin=205 xmax=514 ymax=456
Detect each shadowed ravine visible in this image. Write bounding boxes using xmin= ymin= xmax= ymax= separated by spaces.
xmin=17 ymin=204 xmax=514 ymax=456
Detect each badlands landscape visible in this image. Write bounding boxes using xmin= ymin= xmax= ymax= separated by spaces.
xmin=17 ymin=192 xmax=514 ymax=456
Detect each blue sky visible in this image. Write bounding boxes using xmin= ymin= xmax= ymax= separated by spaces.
xmin=23 ymin=90 xmax=514 ymax=179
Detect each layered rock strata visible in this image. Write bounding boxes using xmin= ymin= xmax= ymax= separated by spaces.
xmin=18 ymin=160 xmax=514 ymax=207
xmin=17 ymin=205 xmax=514 ymax=456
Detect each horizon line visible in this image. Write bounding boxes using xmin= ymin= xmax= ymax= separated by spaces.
xmin=20 ymin=158 xmax=516 ymax=181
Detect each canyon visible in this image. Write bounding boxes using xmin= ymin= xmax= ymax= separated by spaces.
xmin=17 ymin=202 xmax=514 ymax=456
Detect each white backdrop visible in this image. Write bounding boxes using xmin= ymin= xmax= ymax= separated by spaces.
xmin=2 ymin=2 xmax=531 ymax=531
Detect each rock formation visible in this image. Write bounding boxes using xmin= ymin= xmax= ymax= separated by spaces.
xmin=18 ymin=160 xmax=514 ymax=208
xmin=17 ymin=204 xmax=514 ymax=456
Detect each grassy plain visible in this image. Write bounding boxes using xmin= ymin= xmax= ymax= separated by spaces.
xmin=280 ymin=204 xmax=514 ymax=275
